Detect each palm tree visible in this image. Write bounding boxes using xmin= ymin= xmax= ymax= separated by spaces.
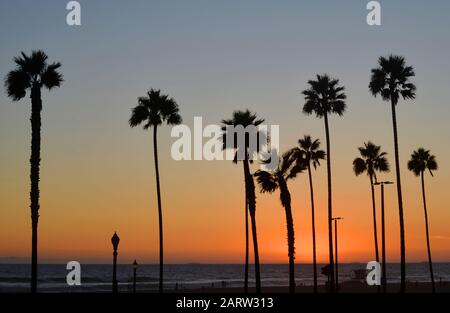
xmin=301 ymin=74 xmax=347 ymax=292
xmin=254 ymin=151 xmax=305 ymax=293
xmin=129 ymin=89 xmax=182 ymax=293
xmin=369 ymin=55 xmax=416 ymax=292
xmin=289 ymin=135 xmax=325 ymax=293
xmin=4 ymin=50 xmax=63 ymax=293
xmin=353 ymin=142 xmax=390 ymax=276
xmin=221 ymin=110 xmax=264 ymax=293
xmin=407 ymin=148 xmax=437 ymax=293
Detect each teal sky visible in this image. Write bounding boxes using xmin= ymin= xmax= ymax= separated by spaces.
xmin=1 ymin=1 xmax=450 ymax=263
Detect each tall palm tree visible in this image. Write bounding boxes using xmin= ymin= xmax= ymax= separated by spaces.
xmin=369 ymin=55 xmax=416 ymax=292
xmin=353 ymin=142 xmax=390 ymax=274
xmin=221 ymin=110 xmax=264 ymax=293
xmin=254 ymin=151 xmax=305 ymax=293
xmin=407 ymin=148 xmax=437 ymax=293
xmin=301 ymin=74 xmax=347 ymax=292
xmin=129 ymin=89 xmax=182 ymax=293
xmin=4 ymin=50 xmax=63 ymax=293
xmin=290 ymin=135 xmax=325 ymax=293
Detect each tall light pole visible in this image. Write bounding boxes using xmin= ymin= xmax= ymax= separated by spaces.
xmin=332 ymin=217 xmax=343 ymax=291
xmin=133 ymin=260 xmax=138 ymax=293
xmin=111 ymin=232 xmax=120 ymax=294
xmin=373 ymin=181 xmax=393 ymax=293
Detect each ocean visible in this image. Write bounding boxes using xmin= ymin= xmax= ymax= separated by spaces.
xmin=1 ymin=263 xmax=449 ymax=293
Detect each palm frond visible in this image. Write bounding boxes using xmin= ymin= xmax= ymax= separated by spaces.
xmin=4 ymin=69 xmax=30 ymax=101
xmin=6 ymin=51 xmax=62 ymax=101
xmin=129 ymin=104 xmax=149 ymax=128
xmin=254 ymin=170 xmax=278 ymax=193
xmin=408 ymin=148 xmax=437 ymax=177
xmin=130 ymin=88 xmax=182 ymax=129
xmin=41 ymin=62 xmax=63 ymax=90
xmin=301 ymin=74 xmax=347 ymax=118
xmin=29 ymin=50 xmax=48 ymax=75
xmin=220 ymin=110 xmax=265 ymax=161
xmin=353 ymin=157 xmax=366 ymax=176
xmin=370 ymin=55 xmax=416 ymax=103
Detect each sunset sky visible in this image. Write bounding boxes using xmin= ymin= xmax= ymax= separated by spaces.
xmin=1 ymin=0 xmax=450 ymax=264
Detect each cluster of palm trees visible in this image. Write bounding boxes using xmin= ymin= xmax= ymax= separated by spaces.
xmin=5 ymin=50 xmax=438 ymax=294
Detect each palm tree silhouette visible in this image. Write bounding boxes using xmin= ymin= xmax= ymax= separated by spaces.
xmin=4 ymin=50 xmax=63 ymax=293
xmin=221 ymin=110 xmax=264 ymax=293
xmin=369 ymin=55 xmax=416 ymax=292
xmin=254 ymin=151 xmax=305 ymax=293
xmin=407 ymin=148 xmax=437 ymax=293
xmin=353 ymin=142 xmax=390 ymax=280
xmin=301 ymin=74 xmax=347 ymax=292
xmin=289 ymin=135 xmax=325 ymax=293
xmin=129 ymin=89 xmax=182 ymax=293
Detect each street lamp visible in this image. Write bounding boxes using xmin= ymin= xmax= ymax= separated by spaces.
xmin=111 ymin=232 xmax=120 ymax=294
xmin=332 ymin=217 xmax=343 ymax=291
xmin=373 ymin=181 xmax=393 ymax=293
xmin=133 ymin=260 xmax=138 ymax=293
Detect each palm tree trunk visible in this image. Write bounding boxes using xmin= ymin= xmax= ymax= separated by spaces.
xmin=369 ymin=174 xmax=381 ymax=292
xmin=307 ymin=164 xmax=318 ymax=293
xmin=153 ymin=125 xmax=164 ymax=293
xmin=421 ymin=172 xmax=435 ymax=293
xmin=369 ymin=175 xmax=380 ymax=264
xmin=380 ymin=183 xmax=387 ymax=293
xmin=323 ymin=113 xmax=335 ymax=292
xmin=390 ymin=99 xmax=406 ymax=292
xmin=334 ymin=218 xmax=338 ymax=291
xmin=242 ymin=165 xmax=249 ymax=293
xmin=243 ymin=159 xmax=261 ymax=293
xmin=30 ymin=84 xmax=41 ymax=294
xmin=280 ymin=180 xmax=295 ymax=294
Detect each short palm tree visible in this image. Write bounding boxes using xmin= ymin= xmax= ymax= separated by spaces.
xmin=5 ymin=50 xmax=63 ymax=293
xmin=221 ymin=110 xmax=264 ymax=293
xmin=129 ymin=89 xmax=182 ymax=293
xmin=353 ymin=142 xmax=389 ymax=271
xmin=369 ymin=55 xmax=416 ymax=292
xmin=407 ymin=148 xmax=437 ymax=293
xmin=254 ymin=151 xmax=305 ymax=293
xmin=301 ymin=74 xmax=347 ymax=292
xmin=289 ymin=135 xmax=325 ymax=293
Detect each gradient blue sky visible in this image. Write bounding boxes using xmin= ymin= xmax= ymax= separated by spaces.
xmin=1 ymin=0 xmax=450 ymax=263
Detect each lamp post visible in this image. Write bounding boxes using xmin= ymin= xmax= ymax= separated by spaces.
xmin=332 ymin=217 xmax=343 ymax=291
xmin=373 ymin=181 xmax=393 ymax=293
xmin=111 ymin=232 xmax=120 ymax=294
xmin=133 ymin=260 xmax=138 ymax=293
